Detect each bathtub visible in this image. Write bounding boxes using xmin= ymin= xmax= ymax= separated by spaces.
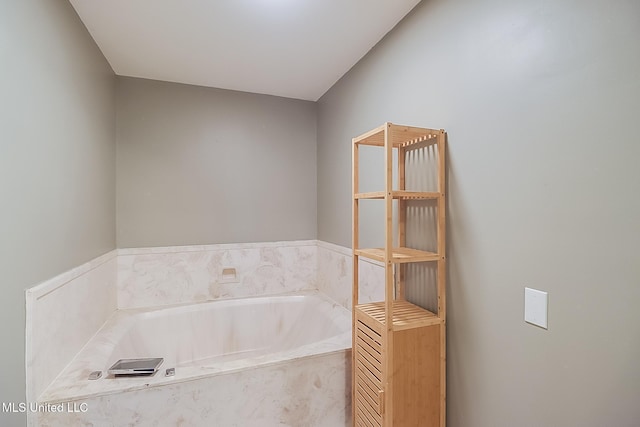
xmin=36 ymin=291 xmax=352 ymax=427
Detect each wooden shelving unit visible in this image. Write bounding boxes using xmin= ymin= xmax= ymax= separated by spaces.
xmin=352 ymin=122 xmax=446 ymax=427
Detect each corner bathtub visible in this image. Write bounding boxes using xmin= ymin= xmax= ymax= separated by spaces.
xmin=37 ymin=291 xmax=352 ymax=427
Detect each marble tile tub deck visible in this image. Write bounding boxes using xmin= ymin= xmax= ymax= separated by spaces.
xmin=40 ymin=291 xmax=351 ymax=403
xmin=27 ymin=240 xmax=387 ymax=426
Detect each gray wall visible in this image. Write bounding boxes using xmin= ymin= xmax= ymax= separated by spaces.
xmin=317 ymin=0 xmax=640 ymax=426
xmin=116 ymin=77 xmax=317 ymax=247
xmin=0 ymin=1 xmax=115 ymax=425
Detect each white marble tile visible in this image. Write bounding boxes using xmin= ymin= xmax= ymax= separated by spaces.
xmin=25 ymin=251 xmax=117 ymax=401
xmin=117 ymin=239 xmax=318 ymax=256
xmin=36 ymin=291 xmax=351 ymax=427
xmin=317 ymin=242 xmax=352 ymax=308
xmin=117 ymin=242 xmax=318 ymax=309
xmin=35 ymin=350 xmax=351 ymax=427
xmin=317 ymin=242 xmax=385 ymax=308
xmin=26 ymin=250 xmax=116 ymax=300
xmin=40 ymin=291 xmax=351 ymax=403
xmin=358 ymin=257 xmax=385 ymax=304
xmin=28 ymin=240 xmax=379 ymax=427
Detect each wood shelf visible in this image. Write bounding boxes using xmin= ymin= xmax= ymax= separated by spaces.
xmin=355 ymin=190 xmax=441 ymax=200
xmin=353 ymin=123 xmax=442 ymax=148
xmin=354 ymin=247 xmax=440 ymax=263
xmin=356 ymin=300 xmax=440 ymax=332
xmin=352 ymin=122 xmax=447 ymax=426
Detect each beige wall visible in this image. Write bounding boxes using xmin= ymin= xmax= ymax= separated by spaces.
xmin=0 ymin=1 xmax=115 ymax=425
xmin=317 ymin=0 xmax=640 ymax=426
xmin=116 ymin=77 xmax=317 ymax=247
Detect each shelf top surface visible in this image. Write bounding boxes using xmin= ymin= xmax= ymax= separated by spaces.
xmin=355 ymin=247 xmax=440 ymax=263
xmin=356 ymin=300 xmax=437 ymax=327
xmin=355 ymin=190 xmax=441 ymax=200
xmin=352 ymin=123 xmax=443 ymax=148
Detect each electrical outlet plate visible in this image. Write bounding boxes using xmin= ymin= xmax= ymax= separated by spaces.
xmin=524 ymin=287 xmax=548 ymax=329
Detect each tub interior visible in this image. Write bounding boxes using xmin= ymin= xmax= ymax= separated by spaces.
xmin=107 ymin=294 xmax=346 ymax=369
xmin=40 ymin=291 xmax=351 ymax=403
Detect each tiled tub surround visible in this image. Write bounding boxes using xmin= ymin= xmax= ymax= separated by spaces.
xmin=317 ymin=240 xmax=384 ymax=308
xmin=37 ymin=351 xmax=351 ymax=427
xmin=26 ymin=241 xmax=318 ymax=404
xmin=37 ymin=292 xmax=352 ymax=427
xmin=25 ymin=250 xmax=117 ymax=402
xmin=26 ymin=239 xmax=380 ymax=426
xmin=117 ymin=240 xmax=318 ymax=309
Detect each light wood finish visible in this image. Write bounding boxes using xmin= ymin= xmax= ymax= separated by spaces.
xmin=356 ymin=301 xmax=440 ymax=332
xmin=383 ymin=123 xmax=394 ymax=426
xmin=354 ymin=190 xmax=440 ymax=200
xmin=354 ymin=247 xmax=439 ymax=263
xmin=352 ymin=138 xmax=360 ymax=427
xmin=352 ymin=122 xmax=447 ymax=427
xmin=397 ymin=147 xmax=406 ymax=301
xmin=355 ymin=317 xmax=383 ymax=427
xmin=436 ymin=129 xmax=447 ymax=317
xmin=436 ymin=129 xmax=447 ymax=427
xmin=392 ymin=324 xmax=441 ymax=426
xmin=355 ymin=307 xmax=441 ymax=426
xmin=352 ymin=123 xmax=388 ymax=145
xmin=353 ymin=123 xmax=440 ymax=148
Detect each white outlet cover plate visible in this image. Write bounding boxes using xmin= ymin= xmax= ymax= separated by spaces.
xmin=524 ymin=287 xmax=548 ymax=329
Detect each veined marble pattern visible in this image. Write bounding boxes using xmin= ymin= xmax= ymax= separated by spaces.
xmin=358 ymin=258 xmax=385 ymax=303
xmin=317 ymin=241 xmax=384 ymax=309
xmin=317 ymin=241 xmax=351 ymax=308
xmin=117 ymin=239 xmax=317 ymax=256
xmin=35 ymin=350 xmax=351 ymax=427
xmin=117 ymin=241 xmax=318 ymax=309
xmin=35 ymin=292 xmax=351 ymax=427
xmin=25 ymin=251 xmax=117 ymax=401
xmin=40 ymin=291 xmax=351 ymax=403
xmin=27 ymin=240 xmax=370 ymax=427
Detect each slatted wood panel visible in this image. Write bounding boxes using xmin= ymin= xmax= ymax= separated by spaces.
xmin=354 ymin=247 xmax=440 ymax=264
xmin=355 ymin=319 xmax=383 ymax=427
xmin=352 ymin=123 xmax=386 ymax=146
xmin=355 ymin=191 xmax=440 ymax=200
xmin=392 ymin=131 xmax=439 ymax=149
xmin=357 ymin=301 xmax=440 ymax=332
xmin=353 ymin=123 xmax=440 ymax=148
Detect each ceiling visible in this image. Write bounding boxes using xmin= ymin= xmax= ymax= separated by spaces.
xmin=69 ymin=0 xmax=421 ymax=101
